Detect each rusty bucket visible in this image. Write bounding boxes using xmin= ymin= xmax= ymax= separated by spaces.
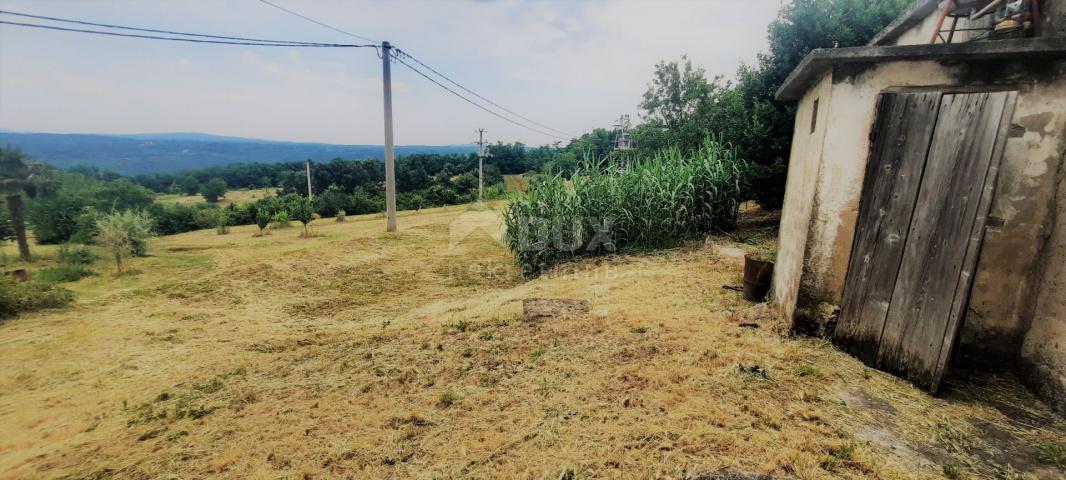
xmin=742 ymin=255 xmax=774 ymax=302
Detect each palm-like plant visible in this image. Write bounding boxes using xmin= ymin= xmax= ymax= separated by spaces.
xmin=0 ymin=148 xmax=34 ymax=260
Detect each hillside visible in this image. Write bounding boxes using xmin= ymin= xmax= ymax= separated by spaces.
xmin=0 ymin=204 xmax=1062 ymax=478
xmin=0 ymin=132 xmax=479 ymax=175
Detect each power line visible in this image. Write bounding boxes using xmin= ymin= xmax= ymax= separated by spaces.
xmin=396 ymin=49 xmax=576 ymax=139
xmin=257 ymin=0 xmax=378 ymax=44
xmin=0 ymin=20 xmax=376 ymax=47
xmin=251 ymin=0 xmax=571 ymax=141
xmin=0 ymin=9 xmax=347 ymax=46
xmin=393 ymin=55 xmax=569 ymax=141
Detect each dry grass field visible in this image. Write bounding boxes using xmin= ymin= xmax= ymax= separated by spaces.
xmin=155 ymin=187 xmax=277 ymax=208
xmin=0 ymin=204 xmax=1064 ymax=479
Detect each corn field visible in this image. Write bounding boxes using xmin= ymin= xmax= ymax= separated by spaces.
xmin=503 ymin=139 xmax=748 ymax=275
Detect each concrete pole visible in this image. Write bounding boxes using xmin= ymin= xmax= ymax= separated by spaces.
xmin=305 ymin=159 xmax=313 ymax=200
xmin=382 ymin=41 xmax=397 ymax=232
xmin=477 ymin=128 xmax=485 ymax=202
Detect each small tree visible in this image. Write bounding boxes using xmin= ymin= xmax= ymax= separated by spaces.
xmin=95 ymin=210 xmax=154 ymax=274
xmin=286 ymin=195 xmax=315 ymax=237
xmin=254 ymin=207 xmax=271 ymax=236
xmin=335 ymin=209 xmax=346 ymax=223
xmin=214 ymin=209 xmax=230 ymax=235
xmin=201 ymin=178 xmax=227 ymax=203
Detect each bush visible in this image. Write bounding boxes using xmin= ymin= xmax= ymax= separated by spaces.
xmin=745 ymin=161 xmax=787 ymax=210
xmin=0 ymin=279 xmax=75 ymax=319
xmin=27 ymin=195 xmax=88 ymax=245
xmin=95 ymin=210 xmax=154 ymax=273
xmin=35 ymin=265 xmax=95 ymax=283
xmin=335 ymin=210 xmax=346 ymax=222
xmin=270 ymin=211 xmax=292 ymax=229
xmin=57 ymin=243 xmax=97 ymax=264
xmin=503 ymin=138 xmax=747 ymax=275
xmin=148 ymin=203 xmax=214 ymax=236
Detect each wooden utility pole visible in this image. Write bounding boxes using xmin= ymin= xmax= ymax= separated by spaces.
xmin=381 ymin=41 xmax=397 ymax=232
xmin=305 ymin=159 xmax=313 ymax=200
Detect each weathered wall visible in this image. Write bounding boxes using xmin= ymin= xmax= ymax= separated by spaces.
xmin=1020 ymin=92 xmax=1066 ymax=413
xmin=771 ymin=72 xmax=833 ymax=320
xmin=962 ymin=66 xmax=1066 ymax=363
xmin=776 ymin=57 xmax=1066 ymax=409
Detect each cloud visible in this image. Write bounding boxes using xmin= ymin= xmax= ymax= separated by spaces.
xmin=0 ymin=0 xmax=781 ymax=145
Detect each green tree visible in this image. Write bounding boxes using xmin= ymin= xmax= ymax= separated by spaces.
xmin=285 ymin=194 xmax=315 ymax=237
xmin=314 ymin=185 xmax=350 ymax=217
xmin=254 ymin=206 xmax=271 ymax=235
xmin=177 ymin=175 xmax=200 ymax=196
xmin=95 ymin=210 xmax=154 ymax=274
xmin=201 ymin=178 xmax=227 ymax=203
xmin=733 ymin=0 xmax=911 ymax=178
xmin=630 ymin=0 xmax=910 ymax=209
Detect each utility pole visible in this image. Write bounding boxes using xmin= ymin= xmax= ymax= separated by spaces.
xmin=475 ymin=128 xmax=489 ymax=202
xmin=305 ymin=159 xmax=313 ymax=200
xmin=381 ymin=41 xmax=397 ymax=232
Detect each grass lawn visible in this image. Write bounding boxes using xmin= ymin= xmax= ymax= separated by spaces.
xmin=0 ymin=204 xmax=1063 ymax=479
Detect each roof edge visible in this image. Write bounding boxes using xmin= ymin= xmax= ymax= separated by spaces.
xmin=775 ymin=37 xmax=1066 ymax=101
xmin=867 ymin=0 xmax=940 ymax=46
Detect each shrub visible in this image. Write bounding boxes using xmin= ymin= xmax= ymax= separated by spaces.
xmin=35 ymin=265 xmax=95 ymax=283
xmin=57 ymin=243 xmax=96 ymax=264
xmin=335 ymin=210 xmax=346 ymax=222
xmin=95 ymin=210 xmax=154 ymax=274
xmin=284 ymin=194 xmax=315 ymax=237
xmin=148 ymin=203 xmax=215 ymax=235
xmin=0 ymin=279 xmax=75 ymax=319
xmin=27 ymin=195 xmax=88 ymax=245
xmin=270 ymin=211 xmax=292 ymax=229
xmin=503 ymin=138 xmax=747 ymax=275
xmin=745 ymin=161 xmax=787 ymax=210
xmin=254 ymin=207 xmax=271 ymax=235
xmin=212 ymin=209 xmax=230 ymax=235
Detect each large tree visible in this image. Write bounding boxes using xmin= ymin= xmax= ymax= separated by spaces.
xmin=633 ymin=0 xmax=911 ymax=209
xmin=736 ymin=0 xmax=912 ymax=167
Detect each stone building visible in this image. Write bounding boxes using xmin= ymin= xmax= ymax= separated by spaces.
xmin=771 ymin=0 xmax=1066 ymax=411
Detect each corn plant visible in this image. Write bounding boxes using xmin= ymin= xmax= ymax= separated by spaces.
xmin=503 ymin=138 xmax=746 ymax=275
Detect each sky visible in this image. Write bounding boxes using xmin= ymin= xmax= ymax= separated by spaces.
xmin=0 ymin=0 xmax=782 ymax=146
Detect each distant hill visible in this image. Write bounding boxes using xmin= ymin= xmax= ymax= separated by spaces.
xmin=0 ymin=132 xmax=479 ymax=175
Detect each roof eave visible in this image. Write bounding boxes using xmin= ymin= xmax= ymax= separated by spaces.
xmin=775 ymin=37 xmax=1066 ymax=101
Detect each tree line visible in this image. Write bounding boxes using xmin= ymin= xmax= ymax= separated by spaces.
xmin=625 ymin=0 xmax=910 ymax=208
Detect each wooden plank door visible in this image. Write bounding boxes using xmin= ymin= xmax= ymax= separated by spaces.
xmin=835 ymin=90 xmax=1016 ymax=392
xmin=835 ymin=92 xmax=943 ymax=365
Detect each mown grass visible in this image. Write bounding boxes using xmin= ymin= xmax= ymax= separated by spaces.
xmin=0 ymin=203 xmax=1062 ymax=479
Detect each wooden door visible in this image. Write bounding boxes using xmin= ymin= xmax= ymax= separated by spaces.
xmin=835 ymin=90 xmax=1016 ymax=392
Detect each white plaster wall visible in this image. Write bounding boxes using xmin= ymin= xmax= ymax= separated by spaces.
xmin=771 ymin=72 xmax=833 ymax=319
